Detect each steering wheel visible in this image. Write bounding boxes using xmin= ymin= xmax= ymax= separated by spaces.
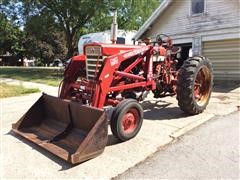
xmin=156 ymin=34 xmax=172 ymax=47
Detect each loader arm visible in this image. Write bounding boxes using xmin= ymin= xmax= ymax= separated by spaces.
xmin=92 ymin=45 xmax=156 ymax=108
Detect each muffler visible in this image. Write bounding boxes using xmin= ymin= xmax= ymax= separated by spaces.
xmin=12 ymin=94 xmax=108 ymax=164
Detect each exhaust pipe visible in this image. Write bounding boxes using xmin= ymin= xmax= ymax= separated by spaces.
xmin=111 ymin=10 xmax=118 ymax=44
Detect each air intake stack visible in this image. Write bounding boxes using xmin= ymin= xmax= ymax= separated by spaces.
xmin=111 ymin=10 xmax=118 ymax=44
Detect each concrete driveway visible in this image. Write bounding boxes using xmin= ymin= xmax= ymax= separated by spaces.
xmin=1 ymin=79 xmax=239 ymax=179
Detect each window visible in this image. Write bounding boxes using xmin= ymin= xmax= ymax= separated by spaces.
xmin=191 ymin=0 xmax=205 ymax=15
xmin=117 ymin=37 xmax=125 ymax=44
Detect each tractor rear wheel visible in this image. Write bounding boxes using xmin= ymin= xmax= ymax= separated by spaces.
xmin=176 ymin=56 xmax=213 ymax=115
xmin=110 ymin=99 xmax=143 ymax=142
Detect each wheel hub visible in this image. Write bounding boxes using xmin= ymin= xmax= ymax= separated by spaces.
xmin=194 ymin=66 xmax=212 ymax=106
xmin=121 ymin=109 xmax=139 ymax=134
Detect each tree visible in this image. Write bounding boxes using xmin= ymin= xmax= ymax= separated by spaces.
xmin=23 ymin=0 xmax=159 ymax=58
xmin=89 ymin=0 xmax=159 ymax=32
xmin=0 ymin=13 xmax=25 ymax=56
xmin=116 ymin=0 xmax=159 ymax=30
xmin=22 ymin=0 xmax=108 ymax=58
xmin=24 ymin=11 xmax=67 ymax=65
xmin=1 ymin=0 xmax=160 ymax=61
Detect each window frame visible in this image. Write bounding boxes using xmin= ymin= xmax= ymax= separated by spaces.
xmin=190 ymin=0 xmax=206 ymax=17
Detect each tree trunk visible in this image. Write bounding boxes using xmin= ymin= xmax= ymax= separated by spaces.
xmin=65 ymin=31 xmax=75 ymax=59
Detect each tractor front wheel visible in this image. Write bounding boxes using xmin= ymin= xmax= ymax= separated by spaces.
xmin=176 ymin=56 xmax=213 ymax=115
xmin=110 ymin=99 xmax=143 ymax=142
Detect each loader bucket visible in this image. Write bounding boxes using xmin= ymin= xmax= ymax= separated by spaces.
xmin=12 ymin=94 xmax=108 ymax=164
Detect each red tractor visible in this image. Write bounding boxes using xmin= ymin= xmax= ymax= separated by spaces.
xmin=59 ymin=33 xmax=213 ymax=141
xmin=12 ymin=34 xmax=213 ymax=164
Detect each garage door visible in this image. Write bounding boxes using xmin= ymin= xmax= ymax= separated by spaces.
xmin=203 ymin=39 xmax=240 ymax=81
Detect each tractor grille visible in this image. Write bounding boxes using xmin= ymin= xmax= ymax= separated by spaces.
xmin=85 ymin=46 xmax=105 ymax=81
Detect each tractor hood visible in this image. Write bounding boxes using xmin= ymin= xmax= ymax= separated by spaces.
xmin=84 ymin=42 xmax=144 ymax=56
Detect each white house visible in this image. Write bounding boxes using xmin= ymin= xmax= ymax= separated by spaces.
xmin=134 ymin=0 xmax=240 ymax=81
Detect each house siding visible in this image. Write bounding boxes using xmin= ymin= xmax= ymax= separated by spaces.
xmin=141 ymin=0 xmax=240 ymax=81
xmin=144 ymin=0 xmax=240 ymax=44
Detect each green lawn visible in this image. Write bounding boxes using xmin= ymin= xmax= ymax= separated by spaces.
xmin=0 ymin=83 xmax=40 ymax=98
xmin=0 ymin=67 xmax=64 ymax=86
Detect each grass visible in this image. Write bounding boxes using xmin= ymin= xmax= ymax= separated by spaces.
xmin=0 ymin=67 xmax=64 ymax=86
xmin=0 ymin=83 xmax=40 ymax=98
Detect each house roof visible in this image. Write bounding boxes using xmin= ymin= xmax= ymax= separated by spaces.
xmin=133 ymin=0 xmax=173 ymax=40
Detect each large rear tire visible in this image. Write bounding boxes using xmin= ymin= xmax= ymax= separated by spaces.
xmin=110 ymin=99 xmax=143 ymax=142
xmin=176 ymin=56 xmax=213 ymax=115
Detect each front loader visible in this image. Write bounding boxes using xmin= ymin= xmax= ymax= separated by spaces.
xmin=12 ymin=8 xmax=215 ymax=165
xmin=12 ymin=33 xmax=213 ymax=164
xmin=12 ymin=94 xmax=108 ymax=164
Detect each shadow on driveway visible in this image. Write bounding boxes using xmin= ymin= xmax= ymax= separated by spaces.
xmin=7 ymin=131 xmax=74 ymax=171
xmin=8 ymin=130 xmax=122 ymax=170
xmin=141 ymin=100 xmax=188 ymax=120
xmin=213 ymin=82 xmax=240 ymax=93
